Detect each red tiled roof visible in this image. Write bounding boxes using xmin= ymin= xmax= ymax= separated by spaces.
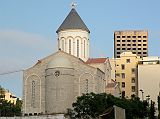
xmin=86 ymin=58 xmax=107 ymax=64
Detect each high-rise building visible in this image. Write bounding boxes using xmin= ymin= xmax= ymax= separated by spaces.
xmin=114 ymin=30 xmax=148 ymax=58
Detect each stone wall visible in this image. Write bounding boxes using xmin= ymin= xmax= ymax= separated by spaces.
xmin=0 ymin=114 xmax=67 ymax=119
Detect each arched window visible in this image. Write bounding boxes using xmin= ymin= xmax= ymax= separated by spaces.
xmin=85 ymin=79 xmax=89 ymax=93
xmin=31 ymin=80 xmax=35 ymax=107
xmin=77 ymin=40 xmax=79 ymax=57
xmin=69 ymin=39 xmax=71 ymax=54
xmin=84 ymin=40 xmax=85 ymax=58
xmin=62 ymin=40 xmax=64 ymax=51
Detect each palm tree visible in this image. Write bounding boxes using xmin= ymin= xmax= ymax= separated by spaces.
xmin=0 ymin=85 xmax=5 ymax=99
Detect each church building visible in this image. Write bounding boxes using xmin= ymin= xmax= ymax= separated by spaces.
xmin=22 ymin=7 xmax=111 ymax=116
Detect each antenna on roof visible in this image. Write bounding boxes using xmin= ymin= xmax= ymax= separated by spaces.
xmin=71 ymin=0 xmax=77 ymax=9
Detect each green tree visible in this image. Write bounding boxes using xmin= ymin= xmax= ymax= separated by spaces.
xmin=158 ymin=94 xmax=160 ymax=118
xmin=0 ymin=86 xmax=22 ymax=117
xmin=68 ymin=93 xmax=149 ymax=119
xmin=0 ymin=85 xmax=5 ymax=99
xmin=149 ymin=100 xmax=155 ymax=119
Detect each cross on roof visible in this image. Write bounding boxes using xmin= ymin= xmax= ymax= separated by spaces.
xmin=71 ymin=0 xmax=77 ymax=9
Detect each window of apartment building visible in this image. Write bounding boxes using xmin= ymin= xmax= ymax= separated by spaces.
xmin=122 ymin=40 xmax=125 ymax=42
xmin=122 ymin=91 xmax=125 ymax=98
xmin=127 ymin=44 xmax=131 ymax=46
xmin=138 ymin=48 xmax=141 ymax=50
xmin=117 ymin=40 xmax=120 ymax=42
xmin=117 ymin=56 xmax=120 ymax=58
xmin=143 ymin=36 xmax=147 ymax=38
xmin=116 ymin=73 xmax=120 ymax=77
xmin=117 ymin=44 xmax=120 ymax=46
xmin=132 ymin=77 xmax=135 ymax=83
xmin=127 ymin=36 xmax=131 ymax=38
xmin=122 ymin=44 xmax=125 ymax=46
xmin=132 ymin=40 xmax=136 ymax=42
xmin=126 ymin=59 xmax=130 ymax=63
xmin=132 ymin=44 xmax=136 ymax=46
xmin=143 ymin=40 xmax=147 ymax=42
xmin=138 ymin=40 xmax=141 ymax=42
xmin=127 ymin=48 xmax=131 ymax=50
xmin=121 ymin=64 xmax=125 ymax=70
xmin=132 ymin=68 xmax=136 ymax=73
xmin=122 ymin=48 xmax=126 ymax=50
xmin=132 ymin=48 xmax=136 ymax=50
xmin=138 ymin=36 xmax=141 ymax=38
xmin=143 ymin=48 xmax=147 ymax=50
xmin=117 ymin=48 xmax=120 ymax=50
xmin=127 ymin=40 xmax=131 ymax=42
xmin=117 ymin=52 xmax=120 ymax=54
xmin=143 ymin=52 xmax=147 ymax=54
xmin=143 ymin=44 xmax=147 ymax=46
xmin=122 ymin=82 xmax=125 ymax=87
xmin=138 ymin=52 xmax=141 ymax=54
xmin=122 ymin=73 xmax=125 ymax=78
xmin=138 ymin=44 xmax=141 ymax=46
xmin=132 ymin=86 xmax=135 ymax=92
xmin=122 ymin=36 xmax=125 ymax=38
xmin=117 ymin=36 xmax=120 ymax=38
xmin=132 ymin=36 xmax=136 ymax=38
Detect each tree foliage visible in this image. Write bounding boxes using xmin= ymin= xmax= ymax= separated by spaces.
xmin=68 ymin=93 xmax=149 ymax=119
xmin=158 ymin=94 xmax=160 ymax=118
xmin=0 ymin=85 xmax=22 ymax=117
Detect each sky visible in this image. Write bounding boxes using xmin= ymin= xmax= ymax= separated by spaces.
xmin=0 ymin=0 xmax=160 ymax=97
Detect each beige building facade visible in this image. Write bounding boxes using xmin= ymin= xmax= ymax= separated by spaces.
xmin=114 ymin=30 xmax=148 ymax=58
xmin=115 ymin=52 xmax=141 ymax=98
xmin=138 ymin=57 xmax=160 ymax=106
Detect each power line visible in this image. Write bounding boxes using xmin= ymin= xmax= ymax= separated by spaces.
xmin=0 ymin=69 xmax=24 ymax=76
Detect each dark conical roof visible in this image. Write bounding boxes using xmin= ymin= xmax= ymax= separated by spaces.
xmin=56 ymin=8 xmax=90 ymax=33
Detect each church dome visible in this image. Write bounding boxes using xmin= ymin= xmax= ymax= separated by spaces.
xmin=47 ymin=56 xmax=73 ymax=69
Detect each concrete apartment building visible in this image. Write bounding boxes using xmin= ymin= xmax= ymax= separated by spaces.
xmin=115 ymin=52 xmax=141 ymax=98
xmin=138 ymin=57 xmax=160 ymax=107
xmin=114 ymin=30 xmax=148 ymax=58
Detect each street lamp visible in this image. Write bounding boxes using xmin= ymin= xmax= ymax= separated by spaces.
xmin=139 ymin=89 xmax=144 ymax=101
xmin=146 ymin=95 xmax=150 ymax=104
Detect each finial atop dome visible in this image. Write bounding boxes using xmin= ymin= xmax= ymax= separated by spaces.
xmin=71 ymin=0 xmax=77 ymax=9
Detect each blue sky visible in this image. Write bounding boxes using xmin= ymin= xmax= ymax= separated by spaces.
xmin=0 ymin=0 xmax=160 ymax=97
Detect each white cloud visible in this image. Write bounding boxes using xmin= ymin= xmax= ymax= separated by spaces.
xmin=0 ymin=29 xmax=57 ymax=51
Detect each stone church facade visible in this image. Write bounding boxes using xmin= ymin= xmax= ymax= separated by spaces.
xmin=23 ymin=51 xmax=105 ymax=115
xmin=22 ymin=7 xmax=110 ymax=116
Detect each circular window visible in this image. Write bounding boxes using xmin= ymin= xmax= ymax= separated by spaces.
xmin=54 ymin=71 xmax=60 ymax=77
